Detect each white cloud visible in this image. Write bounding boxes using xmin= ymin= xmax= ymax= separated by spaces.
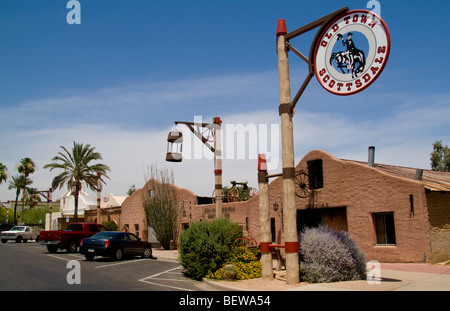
xmin=1 ymin=71 xmax=449 ymax=202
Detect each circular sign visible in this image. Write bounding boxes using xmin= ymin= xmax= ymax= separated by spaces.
xmin=313 ymin=10 xmax=391 ymax=96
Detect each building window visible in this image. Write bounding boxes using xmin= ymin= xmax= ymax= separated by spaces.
xmin=373 ymin=212 xmax=396 ymax=245
xmin=307 ymin=160 xmax=323 ymax=189
xmin=134 ymin=224 xmax=140 ymax=239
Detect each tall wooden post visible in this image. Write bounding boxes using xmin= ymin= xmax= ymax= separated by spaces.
xmin=277 ymin=19 xmax=299 ymax=284
xmin=213 ymin=117 xmax=223 ymax=219
xmin=48 ymin=189 xmax=53 ymax=229
xmin=96 ymin=172 xmax=102 ymax=224
xmin=258 ymin=154 xmax=273 ymax=280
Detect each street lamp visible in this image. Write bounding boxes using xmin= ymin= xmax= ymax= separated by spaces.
xmin=166 ymin=117 xmax=223 ymax=219
xmin=166 ymin=128 xmax=183 ymax=163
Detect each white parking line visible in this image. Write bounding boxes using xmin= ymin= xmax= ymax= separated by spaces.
xmin=138 ymin=266 xmax=195 ymax=291
xmin=95 ymin=258 xmax=147 ymax=269
xmin=46 ymin=254 xmax=72 ymax=261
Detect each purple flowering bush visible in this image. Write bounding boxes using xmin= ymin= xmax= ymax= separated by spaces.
xmin=298 ymin=226 xmax=366 ymax=283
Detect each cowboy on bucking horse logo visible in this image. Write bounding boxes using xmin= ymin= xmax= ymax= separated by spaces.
xmin=314 ymin=9 xmax=390 ymax=96
xmin=330 ymin=32 xmax=366 ymax=78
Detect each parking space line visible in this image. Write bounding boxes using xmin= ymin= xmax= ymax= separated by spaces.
xmin=46 ymin=254 xmax=72 ymax=262
xmin=138 ymin=266 xmax=195 ymax=291
xmin=138 ymin=279 xmax=195 ymax=291
xmin=95 ymin=258 xmax=147 ymax=269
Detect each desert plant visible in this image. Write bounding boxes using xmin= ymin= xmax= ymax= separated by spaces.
xmin=207 ymin=245 xmax=262 ymax=280
xmin=298 ymin=225 xmax=366 ymax=283
xmin=143 ymin=164 xmax=180 ymax=250
xmin=179 ymin=219 xmax=243 ymax=280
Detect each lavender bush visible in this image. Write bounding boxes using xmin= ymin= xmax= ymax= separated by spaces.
xmin=298 ymin=226 xmax=366 ymax=283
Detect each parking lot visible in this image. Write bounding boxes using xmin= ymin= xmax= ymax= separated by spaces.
xmin=0 ymin=241 xmax=207 ymax=291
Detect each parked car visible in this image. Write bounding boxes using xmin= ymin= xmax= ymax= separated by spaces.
xmin=39 ymin=223 xmax=107 ymax=253
xmin=79 ymin=231 xmax=153 ymax=261
xmin=1 ymin=225 xmax=41 ymax=243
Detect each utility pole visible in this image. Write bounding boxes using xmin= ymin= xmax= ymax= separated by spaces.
xmin=276 ymin=19 xmax=300 ymax=284
xmin=257 ymin=155 xmax=273 ymax=280
xmin=38 ymin=189 xmax=53 ymax=229
xmin=167 ymin=117 xmax=223 ymax=219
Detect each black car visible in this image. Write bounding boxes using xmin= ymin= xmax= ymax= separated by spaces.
xmin=79 ymin=231 xmax=153 ymax=261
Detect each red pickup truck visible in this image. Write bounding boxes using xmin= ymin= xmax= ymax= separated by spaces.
xmin=39 ymin=223 xmax=107 ymax=253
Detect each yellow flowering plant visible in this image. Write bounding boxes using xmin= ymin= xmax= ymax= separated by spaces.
xmin=206 ymin=245 xmax=262 ymax=280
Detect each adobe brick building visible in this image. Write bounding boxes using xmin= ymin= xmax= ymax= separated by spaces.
xmin=120 ymin=148 xmax=450 ymax=263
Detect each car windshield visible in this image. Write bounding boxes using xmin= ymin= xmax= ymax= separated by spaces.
xmin=91 ymin=232 xmax=117 ymax=239
xmin=11 ymin=226 xmax=25 ymax=231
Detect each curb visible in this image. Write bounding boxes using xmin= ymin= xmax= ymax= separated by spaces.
xmin=201 ymin=278 xmax=248 ymax=291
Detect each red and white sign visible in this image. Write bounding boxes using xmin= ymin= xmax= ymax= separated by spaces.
xmin=314 ymin=10 xmax=391 ymax=96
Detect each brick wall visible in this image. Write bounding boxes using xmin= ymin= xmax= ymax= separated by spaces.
xmin=119 ymin=150 xmax=447 ymax=263
xmin=247 ymin=150 xmax=433 ymax=263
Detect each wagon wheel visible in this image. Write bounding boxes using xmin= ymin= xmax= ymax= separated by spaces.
xmin=227 ymin=186 xmax=240 ymax=202
xmin=249 ymin=188 xmax=258 ymax=197
xmin=295 ymin=171 xmax=312 ymax=198
xmin=200 ymin=126 xmax=216 ymax=143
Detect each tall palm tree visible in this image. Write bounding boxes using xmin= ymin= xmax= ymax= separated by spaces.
xmin=0 ymin=163 xmax=7 ymax=185
xmin=24 ymin=187 xmax=42 ymax=209
xmin=8 ymin=174 xmax=32 ymax=224
xmin=17 ymin=158 xmax=36 ymax=212
xmin=44 ymin=142 xmax=111 ymax=222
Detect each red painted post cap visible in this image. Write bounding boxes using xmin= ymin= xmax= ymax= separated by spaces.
xmin=276 ymin=19 xmax=287 ymax=37
xmin=258 ymin=154 xmax=268 ymax=172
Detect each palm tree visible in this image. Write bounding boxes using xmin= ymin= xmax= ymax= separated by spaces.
xmin=0 ymin=163 xmax=7 ymax=185
xmin=24 ymin=187 xmax=42 ymax=209
xmin=17 ymin=158 xmax=36 ymax=212
xmin=8 ymin=174 xmax=33 ymax=224
xmin=43 ymin=142 xmax=111 ymax=222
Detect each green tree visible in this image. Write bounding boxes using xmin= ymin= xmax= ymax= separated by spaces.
xmin=8 ymin=175 xmax=32 ymax=224
xmin=127 ymin=185 xmax=136 ymax=196
xmin=430 ymin=140 xmax=450 ymax=171
xmin=0 ymin=163 xmax=8 ymax=185
xmin=24 ymin=187 xmax=42 ymax=209
xmin=17 ymin=158 xmax=36 ymax=212
xmin=143 ymin=164 xmax=180 ymax=250
xmin=44 ymin=142 xmax=111 ymax=222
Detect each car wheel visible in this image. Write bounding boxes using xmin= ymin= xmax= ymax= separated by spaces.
xmin=142 ymin=247 xmax=152 ymax=258
xmin=113 ymin=248 xmax=123 ymax=261
xmin=1 ymin=239 xmax=7 ymax=243
xmin=85 ymin=254 xmax=95 ymax=261
xmin=15 ymin=236 xmax=22 ymax=243
xmin=66 ymin=240 xmax=78 ymax=253
xmin=47 ymin=245 xmax=58 ymax=253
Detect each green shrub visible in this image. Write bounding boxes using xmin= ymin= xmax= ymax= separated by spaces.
xmin=179 ymin=219 xmax=243 ymax=280
xmin=299 ymin=226 xmax=366 ymax=283
xmin=102 ymin=220 xmax=118 ymax=231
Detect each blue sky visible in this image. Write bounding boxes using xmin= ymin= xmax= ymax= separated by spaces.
xmin=1 ymin=0 xmax=449 ymax=201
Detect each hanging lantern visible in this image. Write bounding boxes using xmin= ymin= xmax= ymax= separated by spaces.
xmin=166 ymin=129 xmax=183 ymax=162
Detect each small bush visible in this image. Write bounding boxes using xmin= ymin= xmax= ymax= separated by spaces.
xmin=207 ymin=245 xmax=262 ymax=280
xmin=102 ymin=220 xmax=118 ymax=231
xmin=179 ymin=219 xmax=243 ymax=280
xmin=299 ymin=226 xmax=366 ymax=283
